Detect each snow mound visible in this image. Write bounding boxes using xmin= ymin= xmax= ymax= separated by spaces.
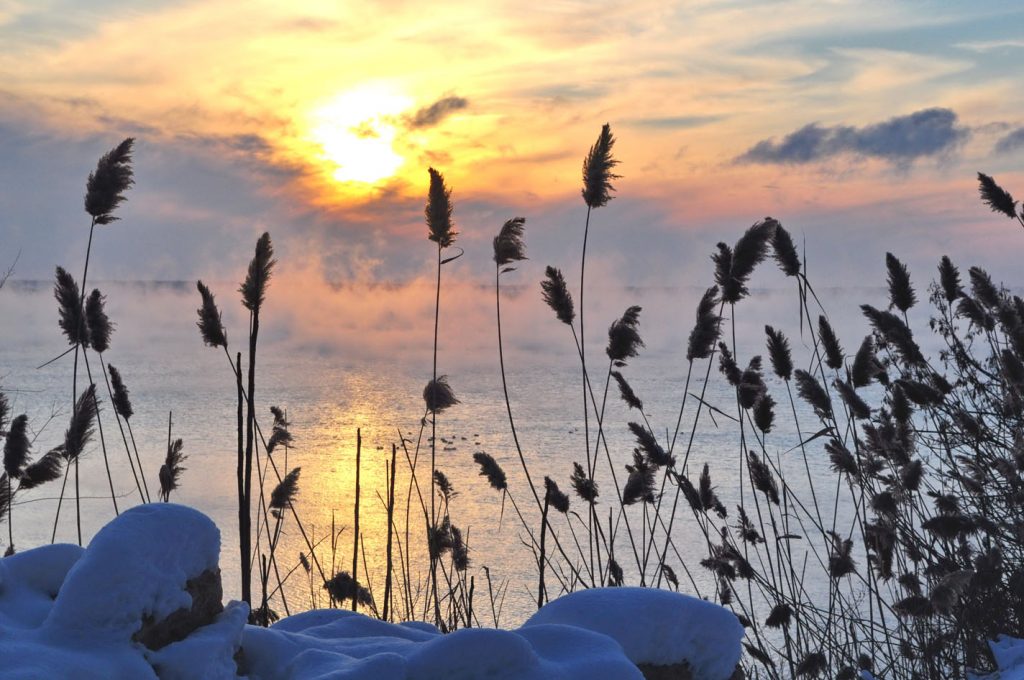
xmin=242 ymin=614 xmax=644 ymax=679
xmin=523 ymin=586 xmax=744 ymax=679
xmin=46 ymin=503 xmax=220 ymax=641
xmin=0 ymin=542 xmax=82 ymax=629
xmin=147 ymin=601 xmax=249 ymax=680
xmin=0 ymin=505 xmax=747 ymax=679
xmin=968 ymin=635 xmax=1024 ymax=680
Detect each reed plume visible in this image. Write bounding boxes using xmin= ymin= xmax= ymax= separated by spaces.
xmin=3 ymin=415 xmax=29 ymax=479
xmin=766 ymin=603 xmax=793 ymax=628
xmin=977 ymin=172 xmax=1018 ymax=220
xmin=968 ymin=266 xmax=1001 ymax=309
xmin=938 ymin=256 xmax=962 ymax=303
xmin=541 ymin=266 xmax=575 ymax=325
xmin=84 ymin=138 xmax=134 ymax=224
xmin=623 ymin=451 xmax=656 ymax=505
xmin=266 ymin=408 xmax=293 ymax=455
xmin=698 ymin=463 xmax=725 ymax=515
xmin=628 ymin=422 xmax=673 ymax=467
xmin=772 ymin=224 xmax=801 ymax=277
xmin=827 ymin=531 xmax=855 ymax=578
xmin=434 ymin=470 xmax=456 ymax=503
xmin=270 ymin=467 xmax=301 ymax=517
xmin=826 ymin=438 xmax=857 ymax=476
xmin=718 ymin=342 xmax=742 ymax=386
xmin=472 ymin=452 xmax=507 ymax=492
xmin=451 ymin=524 xmax=469 ymax=571
xmin=3 ymin=414 xmax=28 ymax=547
xmin=818 ymin=316 xmax=844 ymax=370
xmin=544 ymin=477 xmax=570 ymax=514
xmin=747 ymin=451 xmax=780 ymax=505
xmin=240 ymin=233 xmax=276 ymax=313
xmin=957 ymin=296 xmax=995 ymax=331
xmin=765 ymin=325 xmax=793 ymax=380
xmin=794 ymin=369 xmax=832 ymax=418
xmin=753 ymin=393 xmax=775 ymax=433
xmin=607 ymin=557 xmax=624 ymax=586
xmin=861 ymin=305 xmax=925 ymax=366
xmin=55 ymin=267 xmax=88 ymax=347
xmin=426 ymin=167 xmax=456 ymax=248
xmin=196 ymin=281 xmax=228 ymax=348
xmin=719 ymin=218 xmax=778 ymax=303
xmin=687 ymin=286 xmax=720 ymax=361
xmin=581 ymin=123 xmax=619 ymax=208
xmin=493 ymin=217 xmax=527 ymax=266
xmin=64 ymin=384 xmax=98 ymax=462
xmin=834 ymin=379 xmax=870 ymax=420
xmin=428 ymin=516 xmax=454 ymax=560
xmin=0 ymin=477 xmax=8 ymax=526
xmin=738 ymin=356 xmax=766 ymax=409
xmin=570 ymin=461 xmax=598 ymax=503
xmin=324 ymin=571 xmax=373 ymax=607
xmin=851 ymin=336 xmax=880 ymax=387
xmin=885 ymin=252 xmax=916 ymax=312
xmin=159 ymin=437 xmax=186 ymax=502
xmin=423 ymin=376 xmax=459 ymax=413
xmin=85 ymin=290 xmax=112 ymax=353
xmin=606 ymin=305 xmax=644 ymax=364
xmin=18 ymin=448 xmax=64 ymax=490
xmin=611 ymin=371 xmax=643 ymax=410
xmin=795 ymin=652 xmax=827 ymax=677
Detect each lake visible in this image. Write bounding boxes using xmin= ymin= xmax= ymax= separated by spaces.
xmin=2 ymin=277 xmax=927 ymax=625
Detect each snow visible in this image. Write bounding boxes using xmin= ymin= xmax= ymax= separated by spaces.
xmin=0 ymin=504 xmax=748 ymax=679
xmin=524 ymin=586 xmax=745 ymax=679
xmin=47 ymin=503 xmax=220 ymax=641
xmin=970 ymin=635 xmax=1024 ymax=680
xmin=243 ymin=614 xmax=644 ymax=679
xmin=147 ymin=601 xmax=249 ymax=680
xmin=0 ymin=542 xmax=82 ymax=629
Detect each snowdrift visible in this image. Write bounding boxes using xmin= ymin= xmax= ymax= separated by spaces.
xmin=0 ymin=504 xmax=748 ymax=678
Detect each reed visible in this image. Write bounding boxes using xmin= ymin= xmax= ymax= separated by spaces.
xmin=423 ymin=167 xmax=460 ymax=628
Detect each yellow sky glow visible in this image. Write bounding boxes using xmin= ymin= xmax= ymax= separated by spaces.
xmin=307 ymin=85 xmax=412 ymax=187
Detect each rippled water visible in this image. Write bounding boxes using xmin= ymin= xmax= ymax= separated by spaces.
xmin=2 ymin=280 xmax=923 ymax=625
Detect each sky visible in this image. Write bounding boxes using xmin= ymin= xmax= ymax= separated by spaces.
xmin=1 ymin=0 xmax=1023 ymax=353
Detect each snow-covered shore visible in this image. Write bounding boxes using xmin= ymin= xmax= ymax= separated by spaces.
xmin=0 ymin=504 xmax=744 ymax=679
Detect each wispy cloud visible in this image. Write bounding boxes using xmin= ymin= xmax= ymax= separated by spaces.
xmin=404 ymin=96 xmax=469 ymax=129
xmin=994 ymin=127 xmax=1024 ymax=155
xmin=623 ymin=115 xmax=724 ymax=130
xmin=955 ymin=39 xmax=1024 ymax=53
xmin=737 ymin=108 xmax=970 ymax=165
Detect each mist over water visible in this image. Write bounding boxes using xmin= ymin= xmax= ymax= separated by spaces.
xmin=2 ymin=278 xmax=928 ymax=624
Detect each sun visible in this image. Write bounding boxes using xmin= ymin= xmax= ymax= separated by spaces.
xmin=308 ymin=85 xmax=412 ymax=185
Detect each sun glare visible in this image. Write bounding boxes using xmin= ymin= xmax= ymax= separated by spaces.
xmin=309 ymin=85 xmax=412 ymax=185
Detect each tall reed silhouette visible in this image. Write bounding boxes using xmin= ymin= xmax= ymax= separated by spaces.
xmin=50 ymin=138 xmax=134 ymax=546
xmin=2 ymin=395 xmax=66 ymax=555
xmin=577 ymin=124 xmax=618 ymax=579
xmin=196 ymin=235 xmax=328 ymax=623
xmin=423 ymin=167 xmax=460 ymax=627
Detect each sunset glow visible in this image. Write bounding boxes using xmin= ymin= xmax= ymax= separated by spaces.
xmin=308 ymin=86 xmax=411 ymax=186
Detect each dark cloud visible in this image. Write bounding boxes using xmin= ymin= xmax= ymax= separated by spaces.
xmin=623 ymin=115 xmax=724 ymax=130
xmin=995 ymin=126 xmax=1024 ymax=154
xmin=406 ymin=96 xmax=468 ymax=128
xmin=737 ymin=108 xmax=970 ymax=165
